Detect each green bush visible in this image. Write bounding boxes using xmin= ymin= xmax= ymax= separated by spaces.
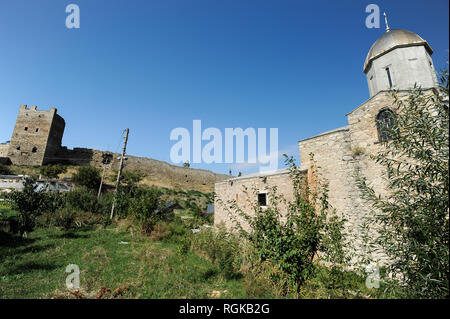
xmin=219 ymin=155 xmax=348 ymax=294
xmin=63 ymin=187 xmax=100 ymax=214
xmin=357 ymin=76 xmax=449 ymax=298
xmin=39 ymin=164 xmax=67 ymax=179
xmin=7 ymin=177 xmax=47 ymax=237
xmin=72 ymin=166 xmax=101 ymax=190
xmin=128 ymin=187 xmax=164 ymax=233
xmin=191 ymin=227 xmax=241 ymax=280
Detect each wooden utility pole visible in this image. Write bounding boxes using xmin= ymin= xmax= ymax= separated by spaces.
xmin=110 ymin=128 xmax=129 ymax=219
xmin=97 ymin=153 xmax=112 ymax=199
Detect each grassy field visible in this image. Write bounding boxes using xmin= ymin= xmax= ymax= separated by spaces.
xmin=0 ymin=225 xmax=250 ymax=299
xmin=0 ymin=185 xmax=382 ymax=299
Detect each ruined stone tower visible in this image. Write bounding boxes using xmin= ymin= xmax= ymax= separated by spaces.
xmin=7 ymin=105 xmax=65 ymax=166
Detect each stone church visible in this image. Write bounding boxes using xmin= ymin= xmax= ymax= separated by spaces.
xmin=215 ymin=25 xmax=440 ymax=262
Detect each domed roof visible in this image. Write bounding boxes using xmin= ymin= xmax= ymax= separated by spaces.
xmin=363 ymin=29 xmax=433 ymax=73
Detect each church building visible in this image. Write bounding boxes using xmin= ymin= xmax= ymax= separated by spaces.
xmin=214 ymin=22 xmax=440 ymax=262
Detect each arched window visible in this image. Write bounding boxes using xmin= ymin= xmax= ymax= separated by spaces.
xmin=376 ymin=108 xmax=396 ymax=142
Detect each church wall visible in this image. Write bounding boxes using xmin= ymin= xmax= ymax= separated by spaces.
xmin=298 ymin=128 xmax=355 ymax=218
xmin=214 ymin=170 xmax=296 ymax=231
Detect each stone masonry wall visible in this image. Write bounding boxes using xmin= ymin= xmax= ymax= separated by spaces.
xmin=0 ymin=144 xmax=8 ymax=158
xmin=214 ymin=169 xmax=300 ymax=230
xmin=7 ymin=105 xmax=65 ymax=166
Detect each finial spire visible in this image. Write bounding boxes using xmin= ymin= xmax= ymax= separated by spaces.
xmin=384 ymin=12 xmax=390 ymax=32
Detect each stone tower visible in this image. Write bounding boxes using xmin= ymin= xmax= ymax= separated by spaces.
xmin=7 ymin=105 xmax=65 ymax=166
xmin=364 ymin=29 xmax=438 ymax=97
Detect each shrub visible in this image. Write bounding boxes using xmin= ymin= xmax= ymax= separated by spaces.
xmin=53 ymin=207 xmax=76 ymax=230
xmin=72 ymin=166 xmax=101 ymax=190
xmin=128 ymin=187 xmax=164 ymax=233
xmin=357 ymin=77 xmax=449 ymax=298
xmin=219 ymin=155 xmax=349 ymax=295
xmin=7 ymin=177 xmax=46 ymax=237
xmin=39 ymin=164 xmax=67 ymax=179
xmin=63 ymin=187 xmax=100 ymax=214
xmin=191 ymin=227 xmax=241 ymax=280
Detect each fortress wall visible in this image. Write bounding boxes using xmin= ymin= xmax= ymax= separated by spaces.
xmin=0 ymin=145 xmax=9 ymax=158
xmin=7 ymin=105 xmax=64 ymax=166
xmin=53 ymin=147 xmax=228 ymax=191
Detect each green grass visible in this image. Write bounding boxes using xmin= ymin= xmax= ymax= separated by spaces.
xmin=0 ymin=222 xmax=388 ymax=299
xmin=0 ymin=226 xmax=248 ymax=299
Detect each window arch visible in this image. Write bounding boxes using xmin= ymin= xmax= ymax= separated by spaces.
xmin=376 ymin=108 xmax=396 ymax=142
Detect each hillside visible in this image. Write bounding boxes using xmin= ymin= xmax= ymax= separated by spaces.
xmin=5 ymin=149 xmax=230 ymax=193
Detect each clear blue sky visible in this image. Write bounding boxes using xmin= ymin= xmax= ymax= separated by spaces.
xmin=0 ymin=0 xmax=448 ymax=175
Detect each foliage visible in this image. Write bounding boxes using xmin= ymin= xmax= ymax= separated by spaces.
xmin=191 ymin=227 xmax=241 ymax=280
xmin=222 ymin=155 xmax=347 ymax=294
xmin=0 ymin=164 xmax=12 ymax=175
xmin=7 ymin=177 xmax=47 ymax=237
xmin=121 ymin=170 xmax=145 ymax=187
xmin=319 ymin=205 xmax=352 ymax=297
xmin=183 ymin=161 xmax=190 ymax=168
xmin=356 ymin=75 xmax=449 ymax=298
xmin=128 ymin=187 xmax=164 ymax=233
xmin=62 ymin=187 xmax=101 ymax=214
xmin=72 ymin=166 xmax=101 ymax=190
xmin=39 ymin=164 xmax=67 ymax=179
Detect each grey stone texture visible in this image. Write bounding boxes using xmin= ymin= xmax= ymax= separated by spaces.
xmin=7 ymin=105 xmax=65 ymax=166
xmin=4 ymin=105 xmax=228 ymax=191
xmin=214 ymin=169 xmax=303 ymax=231
xmin=0 ymin=144 xmax=8 ymax=157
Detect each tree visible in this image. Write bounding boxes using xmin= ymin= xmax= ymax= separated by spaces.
xmin=183 ymin=161 xmax=190 ymax=168
xmin=357 ymin=72 xmax=449 ymax=298
xmin=8 ymin=177 xmax=46 ymax=237
xmin=72 ymin=166 xmax=101 ymax=191
xmin=39 ymin=164 xmax=67 ymax=179
xmin=222 ymin=155 xmax=347 ymax=296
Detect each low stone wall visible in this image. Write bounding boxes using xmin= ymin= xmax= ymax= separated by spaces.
xmin=214 ymin=169 xmax=304 ymax=230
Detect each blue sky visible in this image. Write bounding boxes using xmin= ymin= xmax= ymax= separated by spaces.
xmin=0 ymin=0 xmax=448 ymax=175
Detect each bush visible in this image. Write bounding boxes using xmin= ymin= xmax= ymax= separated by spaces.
xmin=128 ymin=187 xmax=164 ymax=233
xmin=219 ymin=155 xmax=349 ymax=295
xmin=53 ymin=207 xmax=76 ymax=230
xmin=7 ymin=177 xmax=47 ymax=237
xmin=72 ymin=166 xmax=101 ymax=190
xmin=39 ymin=164 xmax=67 ymax=179
xmin=191 ymin=227 xmax=241 ymax=280
xmin=63 ymin=187 xmax=100 ymax=214
xmin=357 ymin=77 xmax=449 ymax=298
xmin=0 ymin=164 xmax=12 ymax=175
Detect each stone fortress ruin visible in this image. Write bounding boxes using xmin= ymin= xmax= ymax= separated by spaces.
xmin=6 ymin=104 xmax=65 ymax=166
xmin=1 ymin=106 xmax=228 ymax=192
